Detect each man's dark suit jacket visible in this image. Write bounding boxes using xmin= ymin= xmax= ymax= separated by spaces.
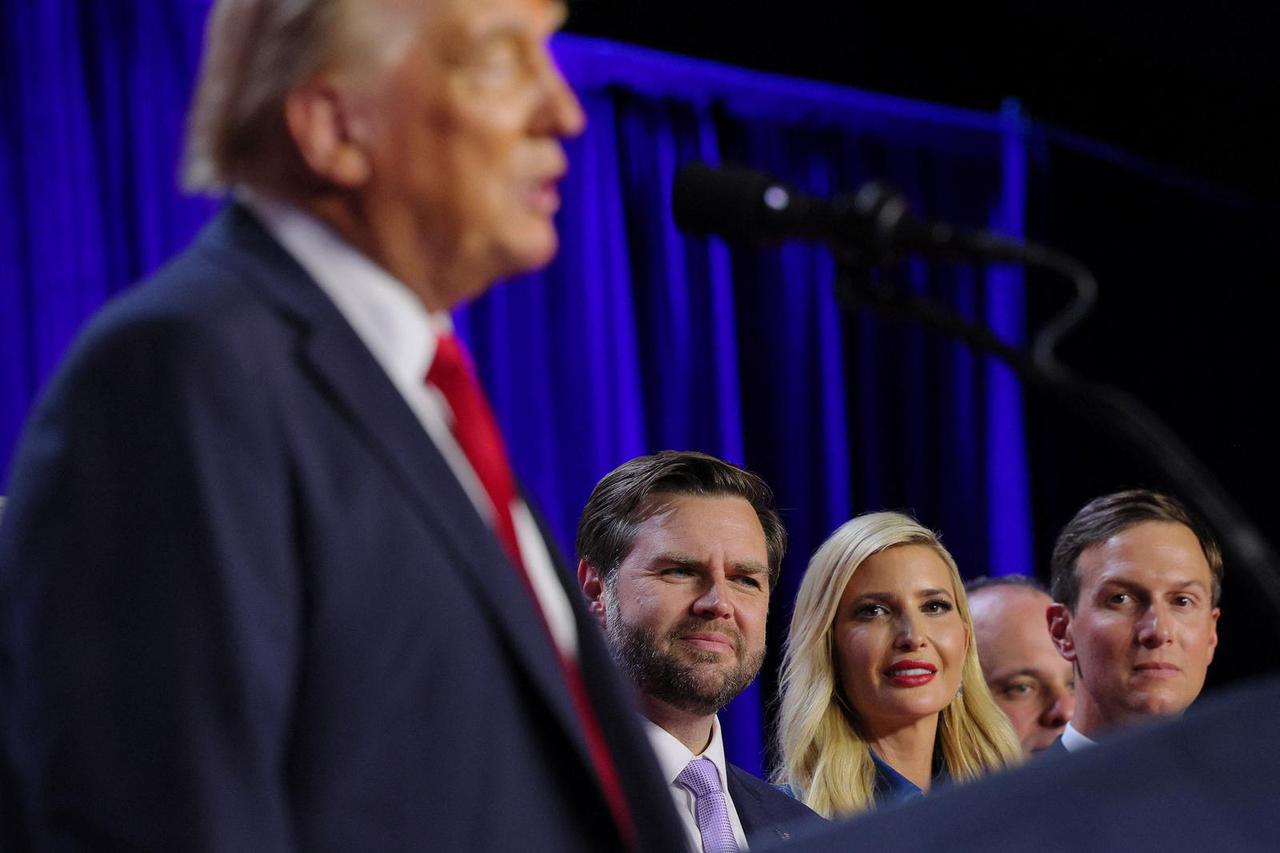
xmin=727 ymin=763 xmax=824 ymax=846
xmin=1041 ymin=734 xmax=1070 ymax=757
xmin=779 ymin=675 xmax=1280 ymax=852
xmin=0 ymin=205 xmax=685 ymax=851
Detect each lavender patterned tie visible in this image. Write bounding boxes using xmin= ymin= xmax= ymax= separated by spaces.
xmin=676 ymin=757 xmax=740 ymax=853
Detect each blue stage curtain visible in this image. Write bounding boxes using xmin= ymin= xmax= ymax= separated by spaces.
xmin=0 ymin=9 xmax=1030 ymax=778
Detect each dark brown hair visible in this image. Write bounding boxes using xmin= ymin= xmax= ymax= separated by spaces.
xmin=1050 ymin=489 xmax=1223 ymax=610
xmin=575 ymin=451 xmax=786 ymax=586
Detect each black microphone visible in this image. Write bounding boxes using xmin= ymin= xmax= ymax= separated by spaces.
xmin=672 ymin=162 xmax=1027 ymax=262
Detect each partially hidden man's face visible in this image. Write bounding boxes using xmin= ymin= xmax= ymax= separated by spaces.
xmin=1050 ymin=521 xmax=1219 ymax=735
xmin=339 ymin=0 xmax=584 ymax=308
xmin=970 ymin=586 xmax=1074 ymax=755
xmin=587 ymin=494 xmax=770 ymax=717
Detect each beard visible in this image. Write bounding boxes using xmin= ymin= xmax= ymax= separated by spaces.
xmin=604 ymin=601 xmax=766 ymax=717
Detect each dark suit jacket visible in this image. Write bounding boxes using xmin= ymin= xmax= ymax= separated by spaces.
xmin=0 ymin=205 xmax=685 ymax=852
xmin=727 ymin=763 xmax=825 ymax=846
xmin=778 ymin=675 xmax=1280 ymax=852
xmin=1040 ymin=734 xmax=1070 ymax=758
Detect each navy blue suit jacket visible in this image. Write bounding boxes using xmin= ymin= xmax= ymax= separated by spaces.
xmin=0 ymin=205 xmax=685 ymax=852
xmin=727 ymin=764 xmax=824 ymax=846
xmin=1041 ymin=735 xmax=1070 ymax=758
xmin=778 ymin=675 xmax=1280 ymax=852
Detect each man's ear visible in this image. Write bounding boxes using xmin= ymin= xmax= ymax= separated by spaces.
xmin=577 ymin=558 xmax=608 ymax=629
xmin=1207 ymin=606 xmax=1221 ymax=664
xmin=283 ymin=78 xmax=372 ymax=188
xmin=1047 ymin=602 xmax=1076 ymax=662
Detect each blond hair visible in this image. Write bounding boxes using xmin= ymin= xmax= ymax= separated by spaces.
xmin=775 ymin=511 xmax=1021 ymax=818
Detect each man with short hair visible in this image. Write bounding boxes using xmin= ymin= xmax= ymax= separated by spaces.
xmin=1045 ymin=489 xmax=1222 ymax=750
xmin=577 ymin=451 xmax=821 ymax=850
xmin=965 ymin=575 xmax=1075 ymax=756
xmin=0 ymin=1 xmax=685 ymax=849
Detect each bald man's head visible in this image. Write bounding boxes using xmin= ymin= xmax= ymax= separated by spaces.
xmin=968 ymin=580 xmax=1075 ymax=755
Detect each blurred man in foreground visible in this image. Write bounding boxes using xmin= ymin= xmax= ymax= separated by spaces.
xmin=966 ymin=575 xmax=1075 ymax=755
xmin=0 ymin=1 xmax=684 ymax=849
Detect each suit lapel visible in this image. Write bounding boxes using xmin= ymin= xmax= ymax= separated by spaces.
xmin=727 ymin=764 xmax=808 ymax=846
xmin=726 ymin=765 xmax=762 ymax=836
xmin=198 ymin=205 xmax=596 ymax=781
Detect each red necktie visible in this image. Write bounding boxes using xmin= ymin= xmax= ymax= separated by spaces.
xmin=426 ymin=333 xmax=525 ymax=572
xmin=426 ymin=333 xmax=636 ymax=849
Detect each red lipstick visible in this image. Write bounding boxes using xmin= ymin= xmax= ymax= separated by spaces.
xmin=883 ymin=659 xmax=938 ymax=687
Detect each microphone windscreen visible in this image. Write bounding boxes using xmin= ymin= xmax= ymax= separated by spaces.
xmin=672 ymin=162 xmax=827 ymax=243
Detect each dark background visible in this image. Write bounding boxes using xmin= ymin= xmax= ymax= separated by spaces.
xmin=567 ymin=2 xmax=1279 ymax=199
xmin=566 ymin=2 xmax=1280 ymax=689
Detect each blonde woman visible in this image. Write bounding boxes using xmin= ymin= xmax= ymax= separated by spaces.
xmin=776 ymin=511 xmax=1021 ymax=818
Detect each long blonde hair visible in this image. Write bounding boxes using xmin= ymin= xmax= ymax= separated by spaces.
xmin=775 ymin=511 xmax=1021 ymax=818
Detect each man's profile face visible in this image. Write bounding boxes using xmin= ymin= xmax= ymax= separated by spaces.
xmin=970 ymin=586 xmax=1074 ymax=755
xmin=1052 ymin=521 xmax=1219 ymax=735
xmin=595 ymin=494 xmax=770 ymax=717
xmin=348 ymin=0 xmax=584 ymax=307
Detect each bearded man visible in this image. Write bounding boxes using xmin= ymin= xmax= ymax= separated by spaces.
xmin=577 ymin=451 xmax=821 ymax=851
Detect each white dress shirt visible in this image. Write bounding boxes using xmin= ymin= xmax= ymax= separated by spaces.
xmin=643 ymin=716 xmax=750 ymax=851
xmin=1060 ymin=721 xmax=1097 ymax=752
xmin=241 ymin=191 xmax=578 ymax=656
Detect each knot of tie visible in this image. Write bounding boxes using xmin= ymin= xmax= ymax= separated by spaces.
xmin=676 ymin=758 xmax=739 ymax=853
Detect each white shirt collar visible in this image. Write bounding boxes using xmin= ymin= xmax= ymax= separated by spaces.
xmin=643 ymin=715 xmax=731 ymax=791
xmin=237 ymin=190 xmax=581 ymax=659
xmin=239 ymin=189 xmax=451 ymax=389
xmin=1060 ymin=720 xmax=1097 ymax=752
